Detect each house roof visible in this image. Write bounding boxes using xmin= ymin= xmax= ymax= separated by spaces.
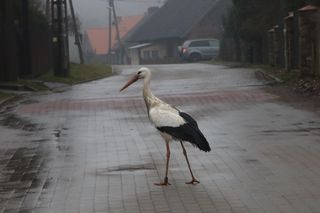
xmin=299 ymin=5 xmax=318 ymax=12
xmin=129 ymin=43 xmax=152 ymax=49
xmin=127 ymin=0 xmax=222 ymax=42
xmin=85 ymin=15 xmax=143 ymax=55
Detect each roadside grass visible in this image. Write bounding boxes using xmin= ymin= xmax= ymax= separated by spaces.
xmin=248 ymin=64 xmax=301 ymax=82
xmin=209 ymin=59 xmax=300 ymax=82
xmin=209 ymin=59 xmax=320 ymax=96
xmin=0 ymin=91 xmax=13 ymax=104
xmin=0 ymin=63 xmax=112 ymax=103
xmin=273 ymin=71 xmax=300 ymax=82
xmin=39 ymin=63 xmax=112 ymax=85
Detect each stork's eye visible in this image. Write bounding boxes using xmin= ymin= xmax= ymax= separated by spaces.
xmin=138 ymin=71 xmax=142 ymax=75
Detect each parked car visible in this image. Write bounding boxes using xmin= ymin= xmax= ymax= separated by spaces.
xmin=178 ymin=38 xmax=220 ymax=62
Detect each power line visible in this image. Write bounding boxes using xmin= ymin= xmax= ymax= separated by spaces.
xmin=69 ymin=0 xmax=84 ymax=64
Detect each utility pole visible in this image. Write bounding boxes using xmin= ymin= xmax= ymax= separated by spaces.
xmin=21 ymin=0 xmax=31 ymax=76
xmin=278 ymin=0 xmax=287 ymax=68
xmin=110 ymin=0 xmax=123 ymax=64
xmin=63 ymin=0 xmax=70 ymax=72
xmin=108 ymin=0 xmax=112 ymax=64
xmin=69 ymin=0 xmax=84 ymax=64
xmin=51 ymin=0 xmax=69 ymax=77
xmin=46 ymin=0 xmax=51 ymax=22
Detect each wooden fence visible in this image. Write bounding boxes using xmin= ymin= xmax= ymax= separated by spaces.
xmin=266 ymin=5 xmax=320 ymax=76
xmin=29 ymin=26 xmax=52 ymax=77
xmin=220 ymin=5 xmax=320 ymax=77
xmin=0 ymin=0 xmax=52 ymax=82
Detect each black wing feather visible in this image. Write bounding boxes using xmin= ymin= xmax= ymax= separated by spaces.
xmin=157 ymin=111 xmax=211 ymax=152
xmin=179 ymin=111 xmax=198 ymax=128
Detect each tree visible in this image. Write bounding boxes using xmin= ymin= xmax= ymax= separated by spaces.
xmin=29 ymin=0 xmax=48 ymax=29
xmin=221 ymin=0 xmax=320 ymax=63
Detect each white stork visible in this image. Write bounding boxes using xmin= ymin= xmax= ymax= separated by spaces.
xmin=120 ymin=67 xmax=211 ymax=186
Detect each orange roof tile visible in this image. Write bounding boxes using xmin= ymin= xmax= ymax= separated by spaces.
xmin=85 ymin=15 xmax=143 ymax=55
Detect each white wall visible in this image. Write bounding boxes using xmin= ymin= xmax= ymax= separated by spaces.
xmin=140 ymin=43 xmax=166 ymax=59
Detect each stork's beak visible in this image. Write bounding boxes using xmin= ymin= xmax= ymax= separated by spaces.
xmin=119 ymin=74 xmax=139 ymax=92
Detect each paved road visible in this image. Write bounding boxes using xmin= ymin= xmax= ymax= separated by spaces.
xmin=1 ymin=64 xmax=320 ymax=213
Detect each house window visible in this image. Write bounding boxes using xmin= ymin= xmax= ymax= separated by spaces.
xmin=151 ymin=50 xmax=159 ymax=59
xmin=143 ymin=50 xmax=150 ymax=59
xmin=189 ymin=40 xmax=209 ymax=47
xmin=143 ymin=50 xmax=159 ymax=59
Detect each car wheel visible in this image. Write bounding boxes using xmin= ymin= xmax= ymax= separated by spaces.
xmin=189 ymin=53 xmax=201 ymax=62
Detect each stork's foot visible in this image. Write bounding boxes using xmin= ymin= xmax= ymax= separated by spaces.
xmin=185 ymin=178 xmax=200 ymax=185
xmin=154 ymin=177 xmax=171 ymax=186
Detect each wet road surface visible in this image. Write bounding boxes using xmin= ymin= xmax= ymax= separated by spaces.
xmin=1 ymin=63 xmax=320 ymax=213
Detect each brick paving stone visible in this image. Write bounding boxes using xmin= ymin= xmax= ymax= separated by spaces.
xmin=0 ymin=64 xmax=320 ymax=212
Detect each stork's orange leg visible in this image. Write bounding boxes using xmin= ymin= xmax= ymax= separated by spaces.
xmin=180 ymin=141 xmax=200 ymax=185
xmin=155 ymin=141 xmax=171 ymax=186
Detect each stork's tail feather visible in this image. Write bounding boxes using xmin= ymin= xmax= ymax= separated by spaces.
xmin=197 ymin=138 xmax=211 ymax=152
xmin=178 ymin=111 xmax=211 ymax=151
xmin=190 ymin=128 xmax=211 ymax=152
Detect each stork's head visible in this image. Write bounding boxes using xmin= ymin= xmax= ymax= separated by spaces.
xmin=120 ymin=67 xmax=151 ymax=92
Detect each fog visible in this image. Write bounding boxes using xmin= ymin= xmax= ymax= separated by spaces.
xmin=69 ymin=0 xmax=164 ymax=62
xmin=73 ymin=0 xmax=165 ymax=28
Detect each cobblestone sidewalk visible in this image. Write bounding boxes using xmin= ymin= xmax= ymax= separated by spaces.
xmin=1 ymin=64 xmax=320 ymax=213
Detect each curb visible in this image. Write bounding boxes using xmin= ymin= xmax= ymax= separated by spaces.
xmin=255 ymin=69 xmax=284 ymax=84
xmin=0 ymin=95 xmax=18 ymax=107
xmin=72 ymin=73 xmax=114 ymax=85
xmin=111 ymin=65 xmax=122 ymax=75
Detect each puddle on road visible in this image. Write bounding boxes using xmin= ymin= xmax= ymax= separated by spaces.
xmin=20 ymin=99 xmax=39 ymax=105
xmin=97 ymin=163 xmax=155 ymax=175
xmin=244 ymin=159 xmax=260 ymax=164
xmin=0 ymin=147 xmax=43 ymax=193
xmin=0 ymin=113 xmax=41 ymax=132
xmin=31 ymin=139 xmax=50 ymax=143
xmin=0 ymin=105 xmax=72 ymax=211
xmin=52 ymin=129 xmax=61 ymax=139
xmin=0 ymin=135 xmax=61 ymax=211
xmin=261 ymin=127 xmax=320 ymax=134
xmin=51 ymin=128 xmax=71 ymax=152
xmin=0 ymin=114 xmax=65 ymax=208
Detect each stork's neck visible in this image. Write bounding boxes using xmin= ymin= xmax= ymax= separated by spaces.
xmin=142 ymin=74 xmax=156 ymax=113
xmin=142 ymin=74 xmax=153 ymax=99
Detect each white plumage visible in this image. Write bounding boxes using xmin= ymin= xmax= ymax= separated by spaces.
xmin=120 ymin=67 xmax=211 ymax=186
xmin=149 ymin=107 xmax=186 ymax=128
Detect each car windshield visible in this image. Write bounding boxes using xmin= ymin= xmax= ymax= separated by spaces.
xmin=209 ymin=40 xmax=219 ymax=47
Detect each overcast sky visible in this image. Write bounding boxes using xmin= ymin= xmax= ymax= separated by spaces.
xmin=72 ymin=0 xmax=165 ymax=29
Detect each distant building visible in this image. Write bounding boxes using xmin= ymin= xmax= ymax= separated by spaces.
xmin=83 ymin=15 xmax=143 ymax=64
xmin=125 ymin=0 xmax=231 ymax=65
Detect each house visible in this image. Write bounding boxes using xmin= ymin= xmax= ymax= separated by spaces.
xmin=125 ymin=0 xmax=231 ymax=64
xmin=83 ymin=15 xmax=143 ymax=64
